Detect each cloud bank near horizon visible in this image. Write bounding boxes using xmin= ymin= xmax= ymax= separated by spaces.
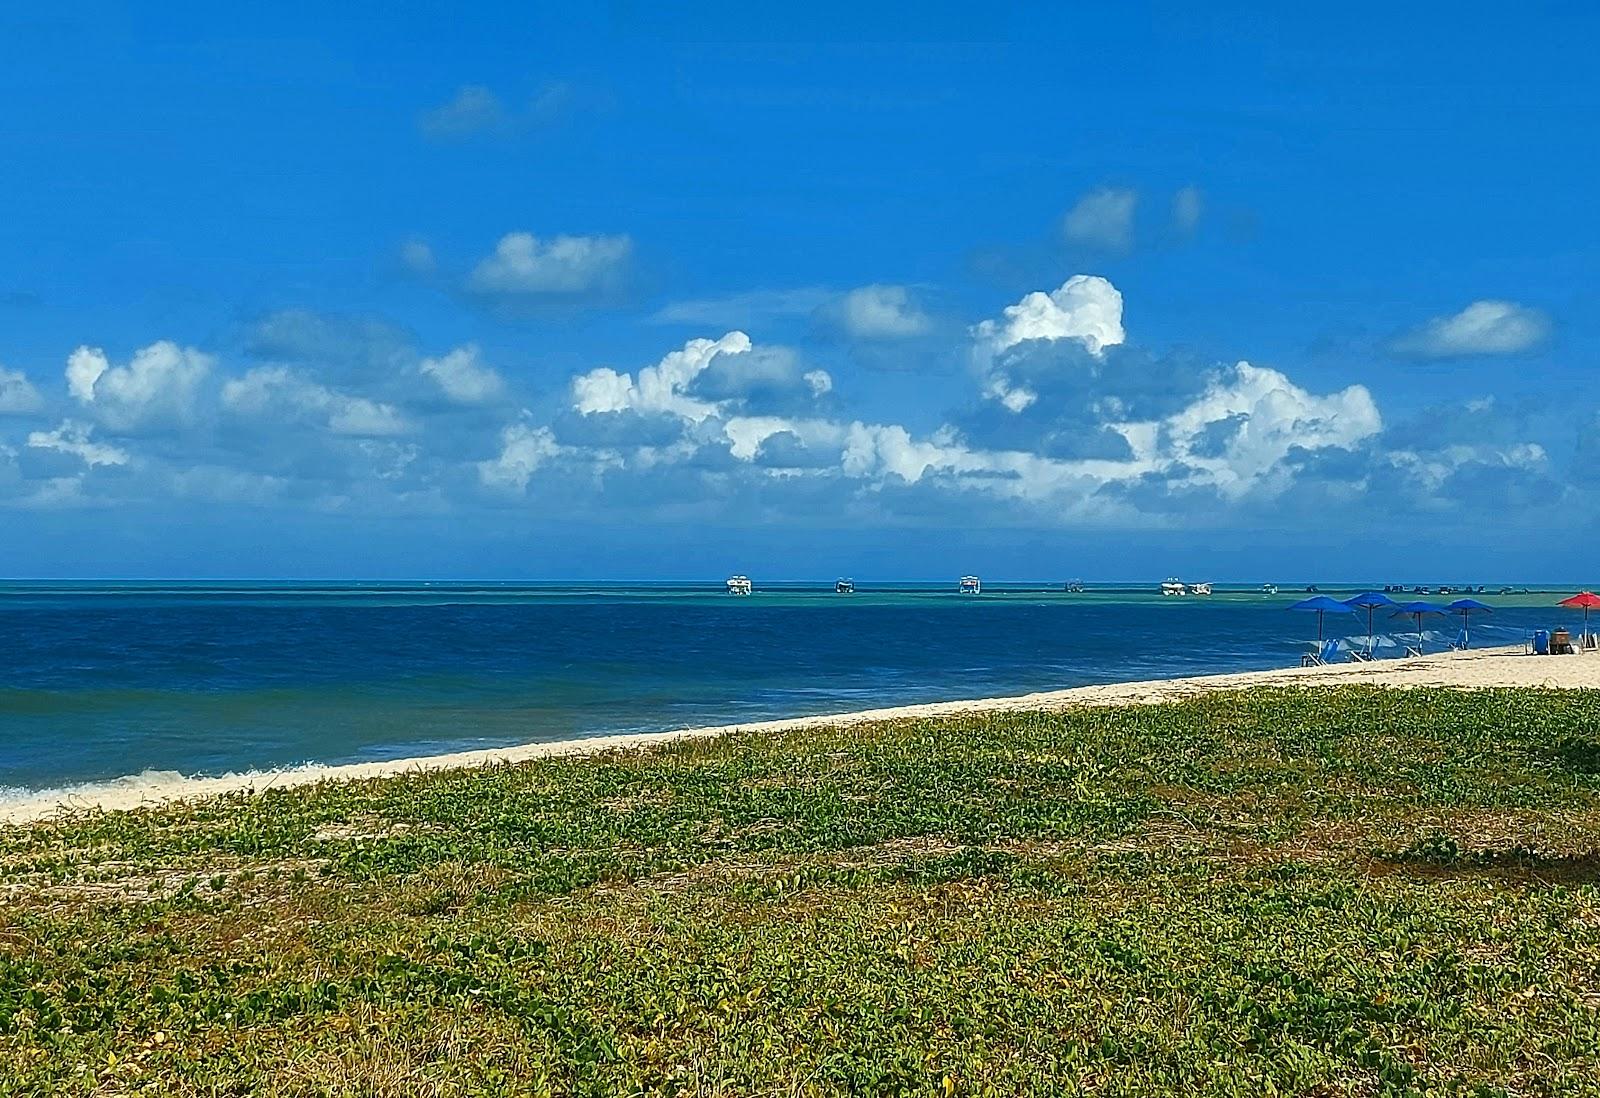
xmin=0 ymin=270 xmax=1568 ymax=534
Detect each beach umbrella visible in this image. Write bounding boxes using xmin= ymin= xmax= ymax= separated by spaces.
xmin=1344 ymin=591 xmax=1397 ymax=656
xmin=1558 ymin=591 xmax=1600 ymax=644
xmin=1288 ymin=594 xmax=1355 ymax=641
xmin=1389 ymin=601 xmax=1447 ymax=653
xmin=1445 ymin=597 xmax=1493 ymax=647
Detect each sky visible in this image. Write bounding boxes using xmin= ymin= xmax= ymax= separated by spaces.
xmin=2 ymin=2 xmax=1598 ymax=580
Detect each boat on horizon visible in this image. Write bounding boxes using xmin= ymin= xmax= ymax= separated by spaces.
xmin=1261 ymin=583 xmax=1279 ymax=595
xmin=1190 ymin=581 xmax=1213 ymax=596
xmin=1065 ymin=579 xmax=1086 ymax=593
xmin=835 ymin=578 xmax=855 ymax=594
xmin=1161 ymin=578 xmax=1186 ymax=596
xmin=726 ymin=575 xmax=752 ymax=595
xmin=959 ymin=575 xmax=982 ymax=595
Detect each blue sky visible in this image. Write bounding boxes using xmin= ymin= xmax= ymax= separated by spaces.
xmin=2 ymin=2 xmax=1598 ymax=579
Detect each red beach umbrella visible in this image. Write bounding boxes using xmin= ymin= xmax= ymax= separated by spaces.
xmin=1559 ymin=591 xmax=1600 ymax=643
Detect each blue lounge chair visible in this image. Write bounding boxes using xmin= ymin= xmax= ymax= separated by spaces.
xmin=1533 ymin=629 xmax=1550 ymax=656
xmin=1301 ymin=638 xmax=1343 ymax=666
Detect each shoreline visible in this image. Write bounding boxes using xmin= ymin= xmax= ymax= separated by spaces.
xmin=5 ymin=644 xmax=1595 ymax=825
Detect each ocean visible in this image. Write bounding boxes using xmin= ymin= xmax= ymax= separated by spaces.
xmin=0 ymin=581 xmax=1567 ymax=802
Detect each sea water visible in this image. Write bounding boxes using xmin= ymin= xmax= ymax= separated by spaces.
xmin=0 ymin=582 xmax=1561 ymax=799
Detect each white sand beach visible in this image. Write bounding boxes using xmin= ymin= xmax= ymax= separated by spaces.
xmin=5 ymin=644 xmax=1597 ymax=826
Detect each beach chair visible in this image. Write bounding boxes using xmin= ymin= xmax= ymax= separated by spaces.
xmin=1533 ymin=629 xmax=1551 ymax=656
xmin=1301 ymin=639 xmax=1342 ymax=666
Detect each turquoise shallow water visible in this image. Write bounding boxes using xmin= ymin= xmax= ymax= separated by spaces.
xmin=0 ymin=582 xmax=1570 ymax=797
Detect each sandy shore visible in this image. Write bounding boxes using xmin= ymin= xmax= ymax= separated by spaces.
xmin=5 ymin=644 xmax=1597 ymax=825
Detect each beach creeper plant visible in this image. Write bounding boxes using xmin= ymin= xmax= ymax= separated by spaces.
xmin=2 ymin=686 xmax=1599 ymax=1093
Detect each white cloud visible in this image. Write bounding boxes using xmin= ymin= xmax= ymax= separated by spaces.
xmin=419 ymin=85 xmax=507 ymax=139
xmin=466 ymin=232 xmax=631 ymax=297
xmin=804 ymin=369 xmax=833 ymax=396
xmin=1148 ymin=362 xmax=1382 ymax=496
xmin=0 ymin=366 xmax=42 ymax=414
xmin=478 ymin=422 xmax=560 ymax=492
xmin=222 ymin=367 xmax=409 ymax=437
xmin=975 ymin=276 xmax=1125 ymax=358
xmin=1393 ymin=300 xmax=1550 ymax=358
xmin=572 ymin=331 xmax=752 ymax=421
xmin=65 ymin=347 xmax=105 ymax=403
xmin=26 ymin=420 xmax=130 ymax=467
xmin=828 ymin=285 xmax=931 ymax=339
xmin=1172 ymin=186 xmax=1203 ymax=235
xmin=65 ymin=341 xmax=212 ymax=430
xmin=713 ymin=358 xmax=1378 ymax=509
xmin=419 ymin=345 xmax=505 ymax=404
xmin=973 ymin=275 xmax=1126 ymax=411
xmin=1062 ymin=187 xmax=1137 ymax=251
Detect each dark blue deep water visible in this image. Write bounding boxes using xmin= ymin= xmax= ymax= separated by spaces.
xmin=0 ymin=582 xmax=1564 ymax=798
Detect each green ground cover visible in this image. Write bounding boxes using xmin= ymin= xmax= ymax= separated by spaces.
xmin=3 ymin=687 xmax=1600 ymax=1096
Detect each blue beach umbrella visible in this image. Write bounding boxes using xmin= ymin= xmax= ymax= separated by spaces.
xmin=1344 ymin=591 xmax=1397 ymax=656
xmin=1445 ymin=598 xmax=1493 ymax=647
xmin=1390 ymin=601 xmax=1448 ymax=653
xmin=1289 ymin=595 xmax=1355 ymax=642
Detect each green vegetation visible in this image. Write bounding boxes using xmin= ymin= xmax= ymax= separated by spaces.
xmin=4 ymin=686 xmax=1600 ymax=1096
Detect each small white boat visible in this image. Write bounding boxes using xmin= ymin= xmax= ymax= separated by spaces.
xmin=1065 ymin=579 xmax=1085 ymax=593
xmin=726 ymin=575 xmax=752 ymax=595
xmin=1261 ymin=583 xmax=1279 ymax=595
xmin=1160 ymin=578 xmax=1186 ymax=596
xmin=1190 ymin=582 xmax=1213 ymax=596
xmin=835 ymin=578 xmax=855 ymax=594
xmin=958 ymin=575 xmax=982 ymax=595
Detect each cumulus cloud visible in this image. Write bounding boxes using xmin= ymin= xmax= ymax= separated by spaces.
xmin=478 ymin=422 xmax=561 ymax=492
xmin=572 ymin=332 xmax=753 ymax=421
xmin=65 ymin=341 xmax=212 ymax=430
xmin=26 ymin=420 xmax=130 ymax=467
xmin=222 ymin=367 xmax=409 ymax=437
xmin=16 ymin=272 xmax=1555 ymax=529
xmin=1143 ymin=362 xmax=1381 ymax=497
xmin=418 ymin=85 xmax=508 ymax=140
xmin=717 ymin=365 xmax=1377 ymax=507
xmin=466 ymin=232 xmax=632 ymax=298
xmin=0 ymin=366 xmax=42 ymax=414
xmin=1392 ymin=300 xmax=1550 ymax=358
xmin=1062 ymin=187 xmax=1137 ymax=251
xmin=419 ymin=345 xmax=505 ymax=405
xmin=822 ymin=285 xmax=932 ymax=339
xmin=975 ymin=276 xmax=1125 ymax=359
xmin=973 ymin=275 xmax=1126 ymax=410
